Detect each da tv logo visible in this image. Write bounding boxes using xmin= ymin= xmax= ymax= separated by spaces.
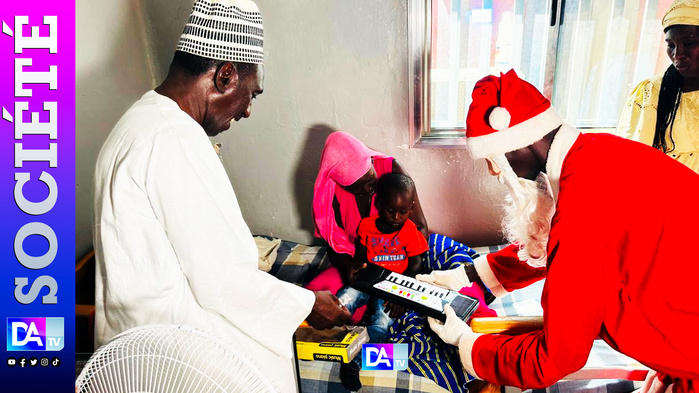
xmin=6 ymin=317 xmax=64 ymax=351
xmin=361 ymin=344 xmax=408 ymax=371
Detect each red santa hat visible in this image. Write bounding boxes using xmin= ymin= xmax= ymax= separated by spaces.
xmin=466 ymin=69 xmax=563 ymax=159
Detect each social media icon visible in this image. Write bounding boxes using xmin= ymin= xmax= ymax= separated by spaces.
xmin=7 ymin=358 xmax=16 ymax=367
xmin=29 ymin=357 xmax=38 ymax=367
xmin=51 ymin=357 xmax=60 ymax=367
xmin=19 ymin=357 xmax=27 ymax=368
xmin=40 ymin=357 xmax=49 ymax=367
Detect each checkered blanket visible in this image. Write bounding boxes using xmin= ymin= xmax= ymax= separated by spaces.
xmin=262 ymin=237 xmax=450 ymax=392
xmin=490 ymin=278 xmax=644 ymax=393
xmin=266 ymin=239 xmax=643 ymax=393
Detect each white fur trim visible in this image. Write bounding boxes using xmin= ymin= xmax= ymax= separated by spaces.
xmin=488 ymin=107 xmax=511 ymax=130
xmin=457 ymin=329 xmax=483 ymax=379
xmin=545 ymin=124 xmax=580 ymax=202
xmin=474 ymin=255 xmax=509 ymax=298
xmin=468 ymin=106 xmax=563 ymax=159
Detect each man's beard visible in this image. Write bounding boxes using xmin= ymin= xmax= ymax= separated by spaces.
xmin=492 ymin=155 xmax=555 ymax=267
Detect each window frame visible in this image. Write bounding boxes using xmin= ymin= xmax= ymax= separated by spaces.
xmin=408 ymin=0 xmax=627 ymax=149
xmin=409 ymin=0 xmax=472 ymax=149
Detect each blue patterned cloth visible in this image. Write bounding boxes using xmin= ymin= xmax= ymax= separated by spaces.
xmin=424 ymin=233 xmax=480 ymax=274
xmin=386 ymin=234 xmax=480 ymax=393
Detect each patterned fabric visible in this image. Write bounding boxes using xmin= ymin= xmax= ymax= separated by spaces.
xmin=385 ymin=234 xmax=480 ymax=393
xmin=511 ymin=379 xmax=638 ymax=393
xmin=662 ymin=0 xmax=699 ymax=30
xmin=388 ymin=313 xmax=471 ymax=393
xmin=424 ymin=234 xmax=481 ymax=274
xmin=177 ymin=0 xmax=264 ymax=64
xmin=492 ymin=281 xmax=644 ymax=393
xmin=299 ymin=359 xmax=449 ymax=393
xmin=262 ymin=237 xmax=330 ymax=287
xmin=616 ymin=72 xmax=699 ymax=173
xmin=358 ymin=217 xmax=428 ymax=272
xmin=265 ymin=237 xmax=644 ymax=393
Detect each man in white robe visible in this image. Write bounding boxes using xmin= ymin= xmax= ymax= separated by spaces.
xmin=93 ymin=1 xmax=350 ymax=391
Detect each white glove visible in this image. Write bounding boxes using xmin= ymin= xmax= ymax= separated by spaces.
xmin=427 ymin=305 xmax=469 ymax=346
xmin=416 ymin=265 xmax=471 ymax=291
xmin=429 ymin=305 xmax=482 ymax=378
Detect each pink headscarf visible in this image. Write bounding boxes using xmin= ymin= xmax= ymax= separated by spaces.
xmin=313 ymin=132 xmax=389 ymax=256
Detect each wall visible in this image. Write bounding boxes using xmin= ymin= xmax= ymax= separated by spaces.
xmin=75 ymin=0 xmax=507 ymax=257
xmin=75 ymin=0 xmax=160 ymax=257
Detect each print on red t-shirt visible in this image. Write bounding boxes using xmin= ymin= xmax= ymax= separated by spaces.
xmin=357 ymin=216 xmax=428 ymax=273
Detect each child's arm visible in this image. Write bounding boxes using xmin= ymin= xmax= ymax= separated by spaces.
xmin=354 ymin=237 xmax=369 ymax=266
xmin=340 ymin=238 xmax=367 ymax=284
xmin=403 ymin=252 xmax=426 ymax=278
xmin=403 ymin=222 xmax=429 ymax=278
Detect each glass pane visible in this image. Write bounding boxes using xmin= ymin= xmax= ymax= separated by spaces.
xmin=429 ymin=0 xmax=552 ymax=132
xmin=552 ymin=0 xmax=673 ymax=128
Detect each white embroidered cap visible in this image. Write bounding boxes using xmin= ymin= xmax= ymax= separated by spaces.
xmin=177 ymin=0 xmax=264 ymax=64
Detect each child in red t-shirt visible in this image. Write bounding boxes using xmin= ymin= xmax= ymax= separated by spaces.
xmin=338 ymin=173 xmax=428 ymax=390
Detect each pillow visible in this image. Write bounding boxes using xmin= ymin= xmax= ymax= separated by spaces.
xmin=254 ymin=236 xmax=282 ymax=272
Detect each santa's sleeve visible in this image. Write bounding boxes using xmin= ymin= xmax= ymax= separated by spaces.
xmin=474 ymin=244 xmax=547 ymax=297
xmin=460 ymin=239 xmax=609 ymax=388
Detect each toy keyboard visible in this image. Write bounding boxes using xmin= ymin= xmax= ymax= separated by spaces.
xmin=351 ymin=263 xmax=479 ymax=322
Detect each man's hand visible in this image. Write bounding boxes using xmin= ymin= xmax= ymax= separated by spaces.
xmin=383 ymin=301 xmax=405 ymax=319
xmin=306 ymin=290 xmax=352 ymax=330
xmin=427 ymin=305 xmax=469 ymax=346
xmin=416 ymin=265 xmax=471 ymax=291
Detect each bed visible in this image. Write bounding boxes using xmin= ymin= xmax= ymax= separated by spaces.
xmin=76 ymin=238 xmax=646 ymax=392
xmin=264 ymin=239 xmax=645 ymax=393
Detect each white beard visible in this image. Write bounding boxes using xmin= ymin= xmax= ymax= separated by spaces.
xmin=492 ymin=155 xmax=555 ymax=267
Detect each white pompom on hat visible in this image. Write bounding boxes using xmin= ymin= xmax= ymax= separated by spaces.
xmin=465 ymin=69 xmax=563 ymax=159
xmin=488 ymin=107 xmax=511 ymax=130
xmin=177 ymin=0 xmax=264 ymax=64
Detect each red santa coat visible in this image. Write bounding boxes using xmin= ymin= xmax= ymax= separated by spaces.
xmin=471 ymin=131 xmax=699 ymax=390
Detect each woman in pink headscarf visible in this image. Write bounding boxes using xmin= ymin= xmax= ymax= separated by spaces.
xmin=312 ymin=131 xmax=428 ymax=284
xmin=310 ymin=132 xmax=495 ymax=392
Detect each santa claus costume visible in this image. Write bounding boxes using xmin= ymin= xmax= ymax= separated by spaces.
xmin=451 ymin=70 xmax=699 ymax=392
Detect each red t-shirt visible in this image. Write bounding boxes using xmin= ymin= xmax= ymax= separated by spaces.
xmin=357 ymin=216 xmax=428 ymax=273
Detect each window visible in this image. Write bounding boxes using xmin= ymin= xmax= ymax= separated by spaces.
xmin=409 ymin=0 xmax=674 ymax=147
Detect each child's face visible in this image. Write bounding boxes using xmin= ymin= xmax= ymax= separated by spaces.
xmin=378 ymin=191 xmax=414 ymax=231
